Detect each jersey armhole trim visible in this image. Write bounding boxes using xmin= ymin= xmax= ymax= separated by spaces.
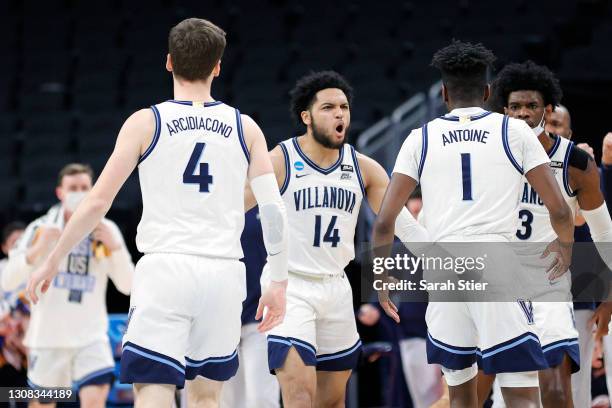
xmin=563 ymin=141 xmax=577 ymax=197
xmin=279 ymin=142 xmax=291 ymax=195
xmin=417 ymin=123 xmax=428 ymax=178
xmin=235 ymin=109 xmax=250 ymax=163
xmin=502 ymin=115 xmax=524 ymax=175
xmin=138 ymin=105 xmax=161 ymax=165
xmin=350 ymin=145 xmax=367 ymax=196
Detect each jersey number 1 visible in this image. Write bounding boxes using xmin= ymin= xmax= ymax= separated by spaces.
xmin=314 ymin=215 xmax=340 ymax=247
xmin=461 ymin=153 xmax=472 ymax=200
xmin=183 ymin=142 xmax=213 ymax=192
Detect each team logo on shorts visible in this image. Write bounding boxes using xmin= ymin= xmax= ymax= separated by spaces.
xmin=517 ymin=299 xmax=534 ymax=325
xmin=294 ymin=161 xmax=305 ymax=171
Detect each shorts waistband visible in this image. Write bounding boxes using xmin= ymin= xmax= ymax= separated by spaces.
xmin=289 ymin=270 xmax=345 ymax=281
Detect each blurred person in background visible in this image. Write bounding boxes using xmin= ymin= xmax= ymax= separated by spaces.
xmin=220 ymin=207 xmax=280 ymax=408
xmin=2 ymin=163 xmax=134 ymax=408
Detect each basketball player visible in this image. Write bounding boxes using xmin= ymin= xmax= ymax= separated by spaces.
xmin=373 ymin=41 xmax=575 ymax=408
xmin=25 ymin=18 xmax=289 ymax=408
xmin=243 ymin=70 xmax=429 ymax=407
xmin=480 ymin=61 xmax=612 ymax=408
xmin=545 ymin=104 xmax=572 ymax=140
xmin=2 ymin=164 xmax=134 ymax=408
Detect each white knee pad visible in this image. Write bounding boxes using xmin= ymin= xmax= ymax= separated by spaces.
xmin=441 ymin=363 xmax=478 ymax=386
xmin=497 ymin=371 xmax=539 ymax=388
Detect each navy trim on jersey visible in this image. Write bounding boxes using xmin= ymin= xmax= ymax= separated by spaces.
xmin=350 ymin=146 xmax=367 ymax=196
xmin=120 ymin=341 xmax=185 ymax=387
xmin=316 ymin=339 xmax=362 ymax=371
xmin=541 ymin=338 xmax=580 ymax=372
xmin=138 ymin=105 xmax=162 ymax=165
xmin=439 ymin=111 xmax=493 ymax=122
xmin=292 ymin=137 xmax=344 ymax=175
xmin=548 ymin=135 xmax=561 ymax=158
xmin=502 ymin=115 xmax=524 ymax=175
xmin=167 ymin=100 xmax=223 ymax=107
xmin=417 ymin=124 xmax=429 ymax=178
xmin=185 ymin=349 xmax=239 ymax=381
xmin=235 ymin=109 xmax=250 ymax=163
xmin=563 ymin=141 xmax=577 ymax=197
xmin=279 ymin=142 xmax=291 ymax=195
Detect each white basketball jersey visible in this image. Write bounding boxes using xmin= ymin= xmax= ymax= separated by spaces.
xmin=136 ymin=100 xmax=249 ymax=259
xmin=514 ymin=135 xmax=578 ymax=242
xmin=279 ymin=138 xmax=364 ymax=276
xmin=393 ymin=107 xmax=550 ymax=242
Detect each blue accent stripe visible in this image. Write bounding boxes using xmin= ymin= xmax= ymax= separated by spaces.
xmin=563 ymin=141 xmax=577 ymax=197
xmin=138 ymin=105 xmax=162 ymax=164
xmin=317 ymin=340 xmax=362 ymax=361
xmin=279 ymin=142 xmax=291 ymax=195
xmin=27 ymin=379 xmax=41 ymax=389
xmin=292 ymin=137 xmax=344 ymax=175
xmin=185 ymin=350 xmax=238 ymax=367
xmin=167 ymin=100 xmax=223 ymax=107
xmin=75 ymin=366 xmax=115 ymax=387
xmin=502 ymin=115 xmax=524 ymax=175
xmin=235 ymin=109 xmax=250 ymax=163
xmin=267 ymin=336 xmax=316 ymax=356
xmin=440 ymin=111 xmax=493 ymax=121
xmin=548 ymin=135 xmax=561 ymax=158
xmin=427 ymin=333 xmax=479 ymax=355
xmin=349 ymin=146 xmax=366 ymax=196
xmin=122 ymin=345 xmax=185 ymax=374
xmin=542 ymin=338 xmax=579 ymax=352
xmin=418 ymin=124 xmax=428 ymax=178
xmin=478 ymin=334 xmax=540 ymax=359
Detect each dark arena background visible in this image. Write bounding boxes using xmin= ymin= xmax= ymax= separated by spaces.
xmin=1 ymin=0 xmax=611 ymax=407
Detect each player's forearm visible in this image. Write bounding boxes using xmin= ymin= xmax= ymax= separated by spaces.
xmin=47 ymin=196 xmax=110 ymax=268
xmin=372 ymin=217 xmax=396 ymax=258
xmin=549 ymin=203 xmax=574 ymax=243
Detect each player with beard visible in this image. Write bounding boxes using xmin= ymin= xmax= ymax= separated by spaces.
xmin=245 ymin=71 xmax=429 ymax=407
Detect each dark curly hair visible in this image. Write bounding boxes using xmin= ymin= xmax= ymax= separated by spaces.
xmin=289 ymin=71 xmax=353 ymax=125
xmin=431 ymin=40 xmax=496 ymax=102
xmin=493 ymin=61 xmax=562 ymax=108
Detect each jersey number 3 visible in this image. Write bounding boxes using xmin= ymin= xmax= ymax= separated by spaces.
xmin=183 ymin=142 xmax=213 ymax=192
xmin=516 ymin=209 xmax=534 ymax=240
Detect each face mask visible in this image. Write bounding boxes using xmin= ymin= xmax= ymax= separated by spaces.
xmin=64 ymin=191 xmax=87 ymax=212
xmin=531 ymin=111 xmax=546 ymax=136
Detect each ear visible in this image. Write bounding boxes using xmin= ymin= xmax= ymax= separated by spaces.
xmin=301 ymin=110 xmax=311 ymax=126
xmin=212 ymin=60 xmax=221 ymax=78
xmin=441 ymin=84 xmax=449 ymax=103
xmin=483 ymin=84 xmax=491 ymax=102
xmin=166 ymin=54 xmax=173 ymax=72
xmin=503 ymin=106 xmax=509 ymax=115
xmin=55 ymin=186 xmax=64 ymax=202
xmin=567 ymin=129 xmax=573 ymax=139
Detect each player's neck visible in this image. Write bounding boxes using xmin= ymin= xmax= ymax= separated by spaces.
xmin=172 ymin=78 xmax=214 ymax=103
xmin=538 ymin=131 xmax=556 ymax=152
xmin=448 ymin=101 xmax=483 ymax=110
xmin=299 ymin=134 xmax=341 ymax=168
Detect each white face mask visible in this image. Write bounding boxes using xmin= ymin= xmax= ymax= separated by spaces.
xmin=531 ymin=111 xmax=546 ymax=136
xmin=64 ymin=191 xmax=87 ymax=212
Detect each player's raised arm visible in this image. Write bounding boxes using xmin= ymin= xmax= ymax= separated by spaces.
xmin=26 ymin=109 xmax=153 ymax=303
xmin=242 ymin=114 xmax=288 ymax=332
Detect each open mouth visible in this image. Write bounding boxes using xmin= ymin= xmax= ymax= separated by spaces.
xmin=335 ymin=124 xmax=344 ymax=133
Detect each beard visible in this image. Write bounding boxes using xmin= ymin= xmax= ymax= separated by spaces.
xmin=311 ymin=117 xmax=348 ymax=149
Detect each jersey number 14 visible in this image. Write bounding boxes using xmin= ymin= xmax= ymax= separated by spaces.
xmin=313 ymin=215 xmax=340 ymax=247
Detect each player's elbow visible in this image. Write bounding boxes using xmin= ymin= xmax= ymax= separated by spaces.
xmin=549 ymin=201 xmax=572 ymax=226
xmin=373 ymin=216 xmax=395 ymax=236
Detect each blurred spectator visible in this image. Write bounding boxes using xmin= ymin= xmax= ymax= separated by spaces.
xmin=1 ymin=163 xmax=134 ymax=407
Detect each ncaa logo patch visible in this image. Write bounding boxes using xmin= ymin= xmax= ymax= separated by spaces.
xmin=294 ymin=161 xmax=304 ymax=171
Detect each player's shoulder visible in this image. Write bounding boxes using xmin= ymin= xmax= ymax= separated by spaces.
xmin=567 ymin=142 xmax=595 ymax=172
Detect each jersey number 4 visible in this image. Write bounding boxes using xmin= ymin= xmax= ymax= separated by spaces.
xmin=313 ymin=215 xmax=340 ymax=247
xmin=183 ymin=142 xmax=213 ymax=192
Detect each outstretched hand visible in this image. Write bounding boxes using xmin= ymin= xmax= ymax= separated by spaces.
xmin=256 ymin=279 xmax=288 ymax=333
xmin=26 ymin=259 xmax=60 ymax=304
